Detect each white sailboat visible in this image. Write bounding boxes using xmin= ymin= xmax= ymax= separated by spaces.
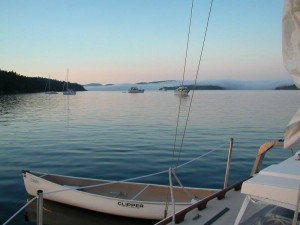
xmin=45 ymin=76 xmax=58 ymax=94
xmin=63 ymin=69 xmax=76 ymax=95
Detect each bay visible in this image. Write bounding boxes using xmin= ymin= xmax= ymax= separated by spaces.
xmin=0 ymin=90 xmax=299 ymax=225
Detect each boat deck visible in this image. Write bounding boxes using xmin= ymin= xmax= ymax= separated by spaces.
xmin=156 ymin=154 xmax=300 ymax=225
xmin=167 ymin=189 xmax=246 ymax=225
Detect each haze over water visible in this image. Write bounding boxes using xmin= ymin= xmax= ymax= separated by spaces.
xmin=0 ymin=90 xmax=299 ymax=225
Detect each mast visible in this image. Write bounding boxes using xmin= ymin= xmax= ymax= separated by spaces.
xmin=66 ymin=68 xmax=69 ymax=90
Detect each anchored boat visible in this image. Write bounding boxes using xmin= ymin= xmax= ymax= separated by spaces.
xmin=174 ymin=86 xmax=189 ymax=96
xmin=63 ymin=69 xmax=76 ymax=95
xmin=22 ymin=170 xmax=216 ymax=220
xmin=128 ymin=87 xmax=144 ymax=93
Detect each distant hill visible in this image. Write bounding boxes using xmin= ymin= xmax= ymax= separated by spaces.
xmin=159 ymin=85 xmax=225 ymax=90
xmin=84 ymin=83 xmax=102 ymax=86
xmin=0 ymin=69 xmax=86 ymax=94
xmin=275 ymin=84 xmax=299 ymax=90
xmin=136 ymin=80 xmax=176 ymax=85
xmin=84 ymin=79 xmax=297 ymax=91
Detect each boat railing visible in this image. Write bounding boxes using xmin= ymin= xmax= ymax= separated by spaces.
xmin=250 ymin=139 xmax=284 ymax=175
xmin=155 ymin=138 xmax=285 ymax=225
xmin=154 ymin=176 xmax=252 ymax=225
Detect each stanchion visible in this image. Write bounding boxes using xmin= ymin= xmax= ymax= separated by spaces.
xmin=224 ymin=138 xmax=233 ymax=188
xmin=37 ymin=190 xmax=43 ymax=225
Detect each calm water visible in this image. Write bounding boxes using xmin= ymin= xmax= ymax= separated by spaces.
xmin=0 ymin=90 xmax=299 ymax=225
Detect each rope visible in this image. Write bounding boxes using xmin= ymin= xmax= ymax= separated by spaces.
xmin=2 ymin=196 xmax=37 ymax=225
xmin=33 ymin=142 xmax=226 ymax=196
xmin=175 ymin=0 xmax=215 ymax=169
xmin=169 ymin=0 xmax=195 ymax=214
xmin=171 ymin=0 xmax=195 ymax=168
xmin=176 ymin=142 xmax=226 ymax=169
xmin=43 ymin=169 xmax=170 ymax=196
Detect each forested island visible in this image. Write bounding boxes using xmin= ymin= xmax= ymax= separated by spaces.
xmin=159 ymin=84 xmax=299 ymax=91
xmin=159 ymin=85 xmax=225 ymax=91
xmin=0 ymin=69 xmax=86 ymax=94
xmin=275 ymin=84 xmax=299 ymax=90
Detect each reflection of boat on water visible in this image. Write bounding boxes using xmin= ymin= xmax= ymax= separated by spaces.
xmin=63 ymin=89 xmax=76 ymax=95
xmin=22 ymin=170 xmax=216 ymax=220
xmin=128 ymin=87 xmax=144 ymax=93
xmin=63 ymin=88 xmax=76 ymax=95
xmin=174 ymin=86 xmax=189 ymax=96
xmin=24 ymin=196 xmax=154 ymax=225
xmin=63 ymin=69 xmax=76 ymax=95
xmin=45 ymin=76 xmax=58 ymax=94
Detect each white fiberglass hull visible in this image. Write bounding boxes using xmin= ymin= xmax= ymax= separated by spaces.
xmin=22 ymin=171 xmax=217 ymax=220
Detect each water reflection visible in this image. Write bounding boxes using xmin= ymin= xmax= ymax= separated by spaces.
xmin=0 ymin=95 xmax=20 ymax=125
xmin=24 ymin=197 xmax=156 ymax=225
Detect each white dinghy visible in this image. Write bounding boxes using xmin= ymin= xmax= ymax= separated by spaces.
xmin=22 ymin=170 xmax=217 ymax=220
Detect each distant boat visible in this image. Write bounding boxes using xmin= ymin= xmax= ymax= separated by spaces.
xmin=63 ymin=69 xmax=76 ymax=95
xmin=174 ymin=86 xmax=189 ymax=95
xmin=128 ymin=87 xmax=144 ymax=93
xmin=45 ymin=76 xmax=58 ymax=94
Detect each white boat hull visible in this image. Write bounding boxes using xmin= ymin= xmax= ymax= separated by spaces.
xmin=63 ymin=90 xmax=76 ymax=95
xmin=22 ymin=171 xmax=216 ymax=220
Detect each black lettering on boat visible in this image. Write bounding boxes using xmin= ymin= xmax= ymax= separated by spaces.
xmin=117 ymin=202 xmax=144 ymax=209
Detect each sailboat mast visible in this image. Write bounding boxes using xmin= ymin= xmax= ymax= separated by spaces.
xmin=66 ymin=69 xmax=69 ymax=90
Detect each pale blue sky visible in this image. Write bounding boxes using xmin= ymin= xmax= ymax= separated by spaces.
xmin=0 ymin=0 xmax=289 ymax=84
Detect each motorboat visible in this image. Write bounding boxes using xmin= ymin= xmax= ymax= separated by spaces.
xmin=128 ymin=87 xmax=144 ymax=93
xmin=174 ymin=86 xmax=189 ymax=96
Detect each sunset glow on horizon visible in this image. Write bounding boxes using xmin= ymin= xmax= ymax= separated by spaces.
xmin=0 ymin=0 xmax=290 ymax=85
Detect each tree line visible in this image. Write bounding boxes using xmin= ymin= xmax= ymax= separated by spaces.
xmin=0 ymin=69 xmax=86 ymax=94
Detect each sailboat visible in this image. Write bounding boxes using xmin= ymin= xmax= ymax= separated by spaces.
xmin=63 ymin=69 xmax=76 ymax=95
xmin=45 ymin=76 xmax=58 ymax=94
xmin=21 ymin=0 xmax=300 ymax=224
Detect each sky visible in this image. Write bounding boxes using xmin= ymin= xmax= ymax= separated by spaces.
xmin=0 ymin=0 xmax=290 ymax=85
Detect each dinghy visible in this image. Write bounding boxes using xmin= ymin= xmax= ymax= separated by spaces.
xmin=22 ymin=170 xmax=217 ymax=220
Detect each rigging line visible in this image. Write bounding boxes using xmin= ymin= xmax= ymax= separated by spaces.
xmin=175 ymin=0 xmax=215 ymax=169
xmin=180 ymin=0 xmax=194 ymax=87
xmin=3 ymin=196 xmax=37 ymax=225
xmin=32 ymin=142 xmax=225 ymax=197
xmin=168 ymin=0 xmax=195 ymax=213
xmin=176 ymin=142 xmax=226 ymax=169
xmin=171 ymin=0 xmax=195 ymax=168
